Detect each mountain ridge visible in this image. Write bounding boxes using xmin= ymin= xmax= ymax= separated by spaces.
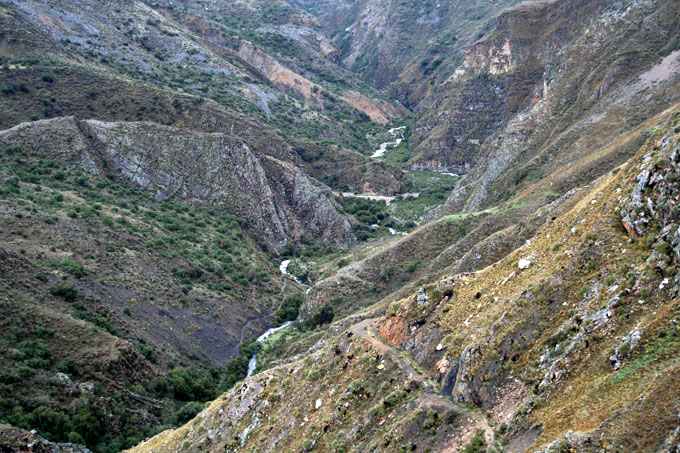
xmin=1 ymin=0 xmax=680 ymax=451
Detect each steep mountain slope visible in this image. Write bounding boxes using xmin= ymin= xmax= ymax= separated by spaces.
xmin=130 ymin=108 xmax=680 ymax=453
xmin=303 ymin=201 xmax=536 ymax=318
xmin=299 ymin=0 xmax=680 ymax=218
xmin=0 ymin=61 xmax=411 ymax=197
xmin=2 ymin=0 xmax=360 ymax=114
xmin=292 ymin=0 xmax=518 ymax=90
xmin=2 ymin=0 xmax=680 ymax=451
xmin=0 ymin=1 xmax=419 ymax=448
xmin=0 ymin=0 xmax=410 ymax=194
xmin=0 ymin=117 xmax=352 ymax=246
xmin=0 ymin=138 xmax=309 ymax=450
xmin=408 ymin=0 xmax=680 ymax=207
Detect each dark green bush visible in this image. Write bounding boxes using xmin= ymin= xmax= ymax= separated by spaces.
xmin=48 ymin=285 xmax=78 ymax=302
xmin=175 ymin=401 xmax=205 ymax=424
xmin=275 ymin=294 xmax=304 ymax=324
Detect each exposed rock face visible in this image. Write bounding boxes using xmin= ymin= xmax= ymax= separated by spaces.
xmin=609 ymin=330 xmax=641 ymax=370
xmin=339 ymin=91 xmax=406 ymax=125
xmin=309 ymin=0 xmax=518 ymax=89
xmin=620 ymin=130 xmax=680 ymax=239
xmin=0 ymin=117 xmax=353 ymax=246
xmin=620 ymin=118 xmax=680 ymax=291
xmin=236 ymin=40 xmax=407 ymax=121
xmin=409 ymin=0 xmax=571 ymax=172
xmin=409 ymin=73 xmax=508 ymax=173
xmin=414 ymin=0 xmax=680 ymax=211
xmin=377 ymin=315 xmax=408 ymax=346
xmin=237 ymin=40 xmax=325 ymax=109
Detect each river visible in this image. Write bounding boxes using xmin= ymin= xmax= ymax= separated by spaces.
xmin=246 ymin=321 xmax=293 ymax=378
xmin=371 ymin=126 xmax=406 ymax=158
xmin=245 ymin=259 xmax=307 ymax=377
xmin=279 ymin=259 xmax=304 ymax=284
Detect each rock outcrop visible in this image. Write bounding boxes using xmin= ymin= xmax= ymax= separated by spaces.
xmin=619 ymin=115 xmax=680 ymax=292
xmin=0 ymin=117 xmax=353 ymax=246
xmin=0 ymin=426 xmax=91 ymax=452
xmin=237 ymin=40 xmax=325 ymax=109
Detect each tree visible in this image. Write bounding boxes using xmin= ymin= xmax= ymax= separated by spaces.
xmin=26 ymin=406 xmax=71 ymax=441
xmin=275 ymin=294 xmax=304 ymax=324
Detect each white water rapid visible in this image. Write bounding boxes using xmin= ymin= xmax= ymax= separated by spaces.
xmin=371 ymin=126 xmax=406 ymax=158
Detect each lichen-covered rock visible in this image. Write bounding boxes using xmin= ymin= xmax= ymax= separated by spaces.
xmin=609 ymin=330 xmax=642 ymax=370
xmin=619 ymin=118 xmax=680 ymax=291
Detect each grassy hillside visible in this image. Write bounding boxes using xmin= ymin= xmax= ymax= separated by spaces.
xmin=128 ymin=109 xmax=680 ymax=453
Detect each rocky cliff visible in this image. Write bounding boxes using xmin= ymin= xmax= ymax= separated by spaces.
xmin=0 ymin=117 xmax=353 ymax=246
xmin=306 ymin=0 xmax=518 ymax=90
xmin=414 ymin=0 xmax=680 ymax=211
xmin=0 ymin=0 xmax=408 ymax=193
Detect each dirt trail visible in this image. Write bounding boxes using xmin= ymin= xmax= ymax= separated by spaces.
xmin=333 ymin=192 xmax=419 ymax=204
xmin=351 ymin=318 xmax=425 ymax=385
xmin=349 ymin=317 xmax=496 ymax=451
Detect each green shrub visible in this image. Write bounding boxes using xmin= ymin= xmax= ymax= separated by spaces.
xmin=67 ymin=432 xmax=85 ymax=444
xmin=389 ymin=301 xmax=401 ymax=315
xmin=406 ymin=261 xmax=419 ymax=273
xmin=49 ymin=285 xmax=78 ymax=302
xmin=136 ymin=343 xmax=157 ymax=363
xmin=303 ymin=303 xmax=334 ymax=329
xmin=274 ymin=294 xmax=303 ymax=324
xmin=58 ymin=257 xmax=87 ymax=278
xmin=26 ymin=406 xmax=71 ymax=441
xmin=383 ymin=390 xmax=407 ymax=407
xmin=423 ymin=407 xmax=442 ymax=435
xmin=71 ymin=406 xmax=102 ymax=445
xmin=369 ymin=404 xmax=385 ymax=417
xmin=463 ymin=430 xmax=487 ymax=453
xmin=175 ymin=401 xmax=205 ymax=424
